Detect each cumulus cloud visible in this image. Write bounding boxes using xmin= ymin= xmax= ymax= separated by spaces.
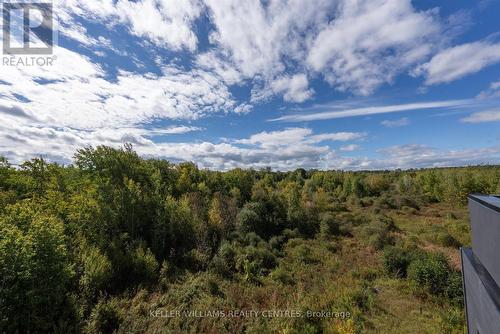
xmin=204 ymin=0 xmax=333 ymax=80
xmin=307 ymin=0 xmax=440 ymax=95
xmin=0 ymin=123 xmax=363 ymax=170
xmin=0 ymin=47 xmax=237 ymax=130
xmin=203 ymin=0 xmax=447 ymax=98
xmin=270 ymin=74 xmax=314 ymax=103
xmin=2 ymin=117 xmax=499 ymax=171
xmin=2 ymin=0 xmax=499 ymax=171
xmin=58 ymin=0 xmax=203 ymax=51
xmin=235 ymin=128 xmax=365 ymax=148
xmin=413 ymin=42 xmax=500 ymax=85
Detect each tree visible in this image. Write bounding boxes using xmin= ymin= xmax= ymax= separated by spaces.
xmin=0 ymin=215 xmax=73 ymax=333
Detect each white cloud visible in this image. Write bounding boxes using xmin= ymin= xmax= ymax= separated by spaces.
xmin=381 ymin=117 xmax=410 ymax=128
xmin=195 ymin=51 xmax=243 ymax=85
xmin=0 ymin=47 xmax=238 ymax=130
xmin=477 ymin=80 xmax=500 ymax=99
xmin=270 ymin=74 xmax=314 ymax=103
xmin=272 ymin=100 xmax=468 ymax=122
xmin=58 ymin=0 xmax=203 ymax=51
xmin=150 ymin=126 xmax=202 ymax=134
xmin=204 ymin=0 xmax=333 ymax=80
xmin=413 ymin=42 xmax=500 ymax=85
xmin=2 ymin=116 xmax=499 ymax=171
xmin=461 ymin=109 xmax=500 ymax=123
xmin=53 ymin=0 xmax=481 ymax=104
xmin=307 ymin=0 xmax=440 ymax=95
xmin=115 ymin=0 xmax=202 ymax=51
xmin=235 ymin=128 xmax=315 ymax=148
xmin=340 ymin=144 xmax=359 ymax=152
xmin=233 ymin=103 xmax=253 ymax=114
xmin=235 ymin=128 xmax=365 ymax=148
xmin=308 ymin=132 xmax=366 ymax=143
xmin=203 ymin=0 xmax=446 ymax=99
xmin=371 ymin=144 xmax=500 ymax=169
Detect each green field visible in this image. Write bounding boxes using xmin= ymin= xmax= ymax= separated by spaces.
xmin=1 ymin=145 xmax=497 ymax=333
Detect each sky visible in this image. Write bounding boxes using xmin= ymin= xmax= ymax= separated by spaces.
xmin=1 ymin=0 xmax=500 ymax=170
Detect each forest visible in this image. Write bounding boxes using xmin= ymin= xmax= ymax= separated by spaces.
xmin=1 ymin=144 xmax=499 ymax=333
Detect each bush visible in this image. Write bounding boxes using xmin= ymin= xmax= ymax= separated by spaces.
xmin=235 ymin=245 xmax=277 ymax=281
xmin=342 ymin=284 xmax=376 ymax=312
xmin=159 ymin=260 xmax=170 ymax=290
xmin=401 ymin=206 xmax=417 ymax=215
xmin=408 ymin=252 xmax=450 ymax=296
xmin=270 ymin=267 xmax=295 ymax=285
xmin=289 ymin=244 xmax=318 ymax=264
xmin=210 ymin=242 xmax=237 ymax=278
xmin=445 ymin=271 xmax=464 ymax=306
xmin=378 ymin=215 xmax=398 ymax=232
xmin=85 ymin=298 xmax=122 ymax=334
xmin=436 ymin=232 xmax=462 ymax=248
xmin=184 ymin=248 xmax=211 ymax=272
xmin=80 ymin=246 xmax=113 ymax=302
xmin=236 ymin=205 xmax=261 ymax=235
xmin=383 ymin=246 xmax=412 ymax=278
xmin=318 ymin=214 xmax=340 ymax=237
xmin=131 ymin=246 xmax=159 ymax=285
xmin=361 ymin=220 xmax=394 ymax=250
xmin=269 ymin=235 xmax=286 ymax=252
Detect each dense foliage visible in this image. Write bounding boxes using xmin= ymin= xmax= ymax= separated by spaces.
xmin=0 ymin=145 xmax=497 ymax=333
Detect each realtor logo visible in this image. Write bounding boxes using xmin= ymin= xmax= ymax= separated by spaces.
xmin=2 ymin=3 xmax=53 ymax=55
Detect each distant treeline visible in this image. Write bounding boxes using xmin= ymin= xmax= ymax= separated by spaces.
xmin=0 ymin=144 xmax=498 ymax=333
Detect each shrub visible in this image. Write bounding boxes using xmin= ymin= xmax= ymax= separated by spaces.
xmin=85 ymin=298 xmax=122 ymax=334
xmin=80 ymin=246 xmax=113 ymax=302
xmin=235 ymin=245 xmax=277 ymax=280
xmin=383 ymin=246 xmax=411 ymax=278
xmin=159 ymin=260 xmax=170 ymax=290
xmin=269 ymin=235 xmax=286 ymax=252
xmin=236 ymin=205 xmax=261 ymax=235
xmin=436 ymin=232 xmax=462 ymax=248
xmin=361 ymin=220 xmax=394 ymax=250
xmin=408 ymin=252 xmax=450 ymax=296
xmin=342 ymin=284 xmax=376 ymax=312
xmin=445 ymin=271 xmax=464 ymax=306
xmin=289 ymin=244 xmax=318 ymax=264
xmin=318 ymin=214 xmax=340 ymax=237
xmin=184 ymin=248 xmax=211 ymax=272
xmin=378 ymin=215 xmax=398 ymax=232
xmin=210 ymin=242 xmax=237 ymax=278
xmin=131 ymin=246 xmax=159 ymax=285
xmin=282 ymin=228 xmax=300 ymax=239
xmin=270 ymin=267 xmax=295 ymax=285
xmin=401 ymin=206 xmax=417 ymax=215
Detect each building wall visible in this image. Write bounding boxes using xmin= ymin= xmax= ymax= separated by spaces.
xmin=462 ymin=195 xmax=500 ymax=334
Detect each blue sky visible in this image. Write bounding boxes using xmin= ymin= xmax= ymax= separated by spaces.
xmin=1 ymin=0 xmax=500 ymax=170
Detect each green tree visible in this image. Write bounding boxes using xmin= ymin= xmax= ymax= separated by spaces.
xmin=0 ymin=215 xmax=73 ymax=333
